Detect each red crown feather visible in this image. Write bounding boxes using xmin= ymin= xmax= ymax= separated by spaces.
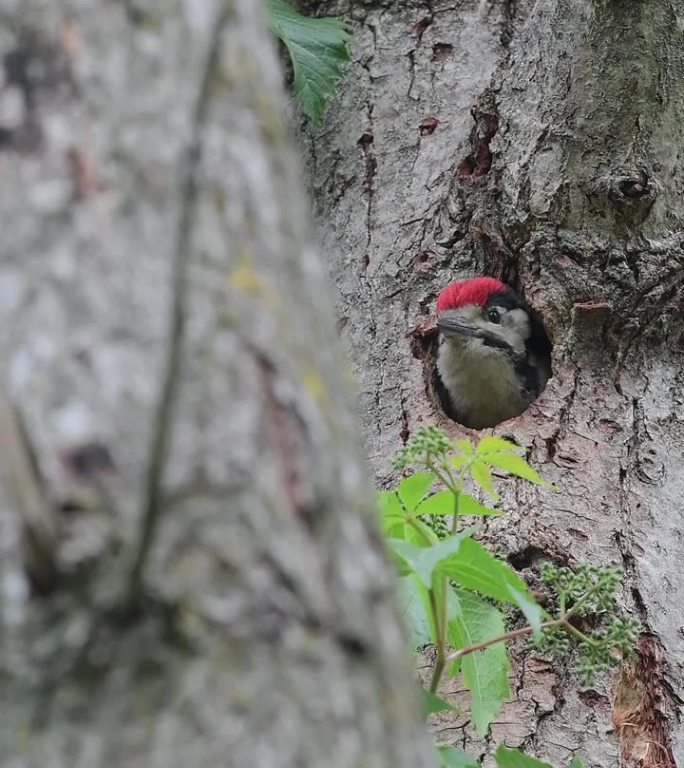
xmin=436 ymin=277 xmax=507 ymax=313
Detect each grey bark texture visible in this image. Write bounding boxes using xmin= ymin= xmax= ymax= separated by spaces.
xmin=0 ymin=2 xmax=433 ymax=767
xmin=305 ymin=0 xmax=684 ymax=766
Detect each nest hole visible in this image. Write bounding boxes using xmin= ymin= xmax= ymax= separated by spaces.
xmin=409 ymin=298 xmax=553 ymax=430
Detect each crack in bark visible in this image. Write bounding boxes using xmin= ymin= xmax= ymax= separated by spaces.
xmin=127 ymin=10 xmax=228 ymax=604
xmin=456 ymin=93 xmax=499 ymax=179
xmin=357 ymin=106 xmax=376 ymax=260
xmin=544 ymin=365 xmax=580 ymax=461
xmin=499 ymin=0 xmax=516 ymax=48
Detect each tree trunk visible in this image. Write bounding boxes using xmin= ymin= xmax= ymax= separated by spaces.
xmin=0 ymin=2 xmax=432 ymax=766
xmin=307 ymin=1 xmax=684 ymax=765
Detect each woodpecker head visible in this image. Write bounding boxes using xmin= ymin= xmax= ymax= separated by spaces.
xmin=434 ymin=277 xmax=552 ymax=429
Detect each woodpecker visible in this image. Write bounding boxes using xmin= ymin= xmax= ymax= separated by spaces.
xmin=434 ymin=277 xmax=552 ymax=429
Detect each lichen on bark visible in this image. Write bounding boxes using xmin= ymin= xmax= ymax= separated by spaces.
xmin=0 ymin=2 xmax=433 ymax=766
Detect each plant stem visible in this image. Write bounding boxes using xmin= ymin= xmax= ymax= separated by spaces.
xmin=443 ymin=610 xmax=602 ymax=666
xmin=428 ymin=588 xmax=447 ymax=693
xmin=563 ymin=621 xmax=600 ymax=648
xmin=426 ymin=458 xmax=455 ymax=497
xmin=430 ymin=649 xmax=446 ymax=694
xmin=425 ymin=458 xmax=465 ymax=695
xmin=450 ymin=485 xmax=459 ymax=535
xmin=406 ymin=517 xmax=435 ymax=546
xmin=445 ymin=618 xmax=563 ymax=664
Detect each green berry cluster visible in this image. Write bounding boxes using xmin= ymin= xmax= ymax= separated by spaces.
xmin=393 ymin=426 xmax=453 ymax=469
xmin=532 ymin=628 xmax=571 ymax=657
xmin=541 ymin=563 xmax=621 ymax=613
xmin=574 ymin=616 xmax=642 ymax=684
xmin=533 ymin=564 xmax=641 ymax=686
xmin=419 ymin=513 xmax=449 ymax=539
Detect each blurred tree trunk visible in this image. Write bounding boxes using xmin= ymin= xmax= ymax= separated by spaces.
xmin=0 ymin=2 xmax=432 ymax=767
xmin=307 ymin=0 xmax=684 ymax=765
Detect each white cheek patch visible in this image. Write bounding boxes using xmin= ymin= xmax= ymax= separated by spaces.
xmin=500 ymin=308 xmax=531 ymax=354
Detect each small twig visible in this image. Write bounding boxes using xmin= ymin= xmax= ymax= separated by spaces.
xmin=428 ymin=587 xmax=447 ymax=694
xmin=446 ymin=618 xmax=563 ymax=665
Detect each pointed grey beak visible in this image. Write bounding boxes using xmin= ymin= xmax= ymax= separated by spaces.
xmin=436 ymin=317 xmax=482 ymax=340
xmin=437 ymin=317 xmax=513 ymax=352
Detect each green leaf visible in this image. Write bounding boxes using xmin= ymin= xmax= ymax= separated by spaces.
xmin=397 ymin=575 xmax=433 ymax=647
xmin=381 ymin=515 xmax=407 ymax=540
xmin=377 ymin=490 xmax=403 ymax=519
xmin=437 ymin=745 xmax=480 ymax=768
xmin=470 ymin=460 xmax=499 ymax=499
xmin=388 ymin=531 xmax=475 ymax=588
xmin=448 ymin=589 xmax=510 ymax=737
xmin=495 ymin=745 xmax=553 ymax=768
xmin=379 ymin=489 xmax=439 ymax=545
xmin=483 ymin=452 xmax=555 ymax=489
xmin=416 ymin=490 xmax=456 ymax=516
xmin=569 ymin=759 xmax=587 ymax=768
xmin=456 ymin=439 xmax=474 ymax=455
xmin=410 ymin=517 xmax=441 ymax=546
xmin=418 ymin=490 xmax=501 ymax=517
xmin=507 ymin=584 xmax=545 ymax=634
xmin=477 ymin=436 xmax=525 ymax=455
xmin=436 ymin=539 xmax=543 ymax=631
xmin=458 ymin=493 xmax=502 ymax=517
xmin=266 ymin=0 xmax=350 ymax=123
xmin=452 ymin=454 xmax=469 ymax=470
xmin=397 ymin=472 xmax=435 ymax=512
xmin=422 ymin=689 xmax=457 ymax=715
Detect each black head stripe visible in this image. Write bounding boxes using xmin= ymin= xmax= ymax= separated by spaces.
xmin=485 ymin=289 xmax=522 ymax=312
xmin=486 ymin=290 xmax=552 ymax=356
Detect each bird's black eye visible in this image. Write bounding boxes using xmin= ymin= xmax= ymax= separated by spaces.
xmin=487 ymin=308 xmax=501 ymax=324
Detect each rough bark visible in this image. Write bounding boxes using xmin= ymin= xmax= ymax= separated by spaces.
xmin=0 ymin=2 xmax=433 ymax=766
xmin=306 ymin=0 xmax=684 ymax=765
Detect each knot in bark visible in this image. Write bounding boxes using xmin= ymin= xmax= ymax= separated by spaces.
xmin=586 ymin=169 xmax=657 ymax=225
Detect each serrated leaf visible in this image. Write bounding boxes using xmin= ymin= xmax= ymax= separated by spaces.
xmin=483 ymin=452 xmax=555 ymax=488
xmin=418 ymin=491 xmax=499 ymax=517
xmin=437 ymin=745 xmax=480 ymax=768
xmin=448 ymin=589 xmax=510 ymax=737
xmin=416 ymin=491 xmax=502 ymax=516
xmin=397 ymin=575 xmax=433 ymax=647
xmin=470 ymin=460 xmax=499 ymax=499
xmin=477 ymin=436 xmax=526 ymax=455
xmin=458 ymin=493 xmax=502 ymax=516
xmin=423 ymin=689 xmax=457 ymax=715
xmin=397 ymin=471 xmax=435 ymax=512
xmin=507 ymin=584 xmax=545 ymax=634
xmin=379 ymin=488 xmax=439 ymax=545
xmin=495 ymin=745 xmax=553 ymax=768
xmin=377 ymin=490 xmax=403 ymax=519
xmin=266 ymin=0 xmax=350 ymax=123
xmin=436 ymin=539 xmax=543 ymax=631
xmin=416 ymin=490 xmax=456 ymax=516
xmin=388 ymin=531 xmax=475 ymax=587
